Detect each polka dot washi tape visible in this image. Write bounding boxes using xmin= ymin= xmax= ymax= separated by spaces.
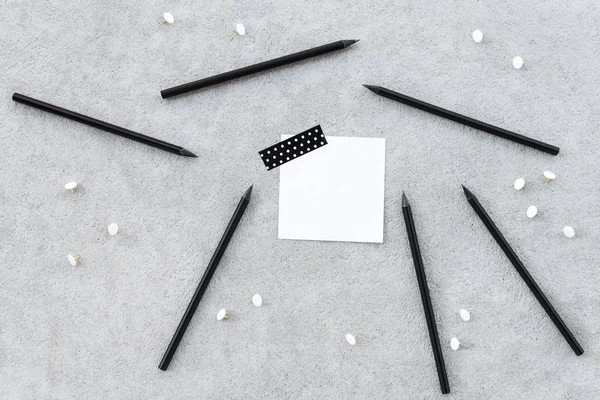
xmin=259 ymin=125 xmax=328 ymax=171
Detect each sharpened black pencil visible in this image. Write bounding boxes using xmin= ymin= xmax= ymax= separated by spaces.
xmin=161 ymin=40 xmax=359 ymax=98
xmin=363 ymin=85 xmax=559 ymax=155
xmin=159 ymin=186 xmax=253 ymax=371
xmin=462 ymin=185 xmax=583 ymax=356
xmin=13 ymin=93 xmax=197 ymax=157
xmin=402 ymin=192 xmax=450 ymax=395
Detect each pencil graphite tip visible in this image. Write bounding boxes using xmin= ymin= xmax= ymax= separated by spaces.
xmin=363 ymin=84 xmax=380 ymax=94
xmin=243 ymin=185 xmax=253 ymax=200
xmin=462 ymin=185 xmax=474 ymax=199
xmin=401 ymin=191 xmax=409 ymax=207
xmin=342 ymin=39 xmax=360 ymax=47
xmin=180 ymin=148 xmax=198 ymax=158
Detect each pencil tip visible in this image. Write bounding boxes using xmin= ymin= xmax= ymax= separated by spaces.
xmin=462 ymin=185 xmax=474 ymax=199
xmin=342 ymin=39 xmax=360 ymax=47
xmin=243 ymin=185 xmax=253 ymax=200
xmin=363 ymin=84 xmax=380 ymax=94
xmin=401 ymin=191 xmax=409 ymax=207
xmin=180 ymin=149 xmax=198 ymax=157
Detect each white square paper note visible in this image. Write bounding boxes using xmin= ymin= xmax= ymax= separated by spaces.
xmin=278 ymin=135 xmax=385 ymax=243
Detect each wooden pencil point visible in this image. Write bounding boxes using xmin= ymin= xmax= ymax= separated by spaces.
xmin=243 ymin=185 xmax=253 ymax=200
xmin=461 ymin=185 xmax=474 ymax=199
xmin=341 ymin=39 xmax=360 ymax=47
xmin=363 ymin=84 xmax=380 ymax=94
xmin=401 ymin=191 xmax=409 ymax=207
xmin=179 ymin=148 xmax=198 ymax=157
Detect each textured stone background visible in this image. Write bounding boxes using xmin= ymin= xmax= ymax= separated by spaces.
xmin=1 ymin=0 xmax=598 ymax=399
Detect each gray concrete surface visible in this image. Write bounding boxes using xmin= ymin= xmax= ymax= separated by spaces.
xmin=1 ymin=1 xmax=599 ymax=399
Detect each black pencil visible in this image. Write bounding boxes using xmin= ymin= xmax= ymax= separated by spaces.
xmin=12 ymin=93 xmax=197 ymax=157
xmin=462 ymin=185 xmax=583 ymax=356
xmin=363 ymin=85 xmax=559 ymax=155
xmin=161 ymin=40 xmax=359 ymax=98
xmin=402 ymin=192 xmax=450 ymax=395
xmin=159 ymin=186 xmax=253 ymax=371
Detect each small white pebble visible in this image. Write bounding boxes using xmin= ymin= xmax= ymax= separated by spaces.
xmin=460 ymin=309 xmax=471 ymax=321
xmin=513 ymin=56 xmax=524 ymax=69
xmin=346 ymin=333 xmax=357 ymax=346
xmin=514 ymin=178 xmax=525 ymax=191
xmin=526 ymin=206 xmax=538 ymax=218
xmin=450 ymin=337 xmax=460 ymax=351
xmin=472 ymin=30 xmax=483 ymax=43
xmin=563 ymin=226 xmax=575 ymax=238
xmin=543 ymin=171 xmax=556 ymax=181
xmin=163 ymin=12 xmax=175 ymax=24
xmin=216 ymin=309 xmax=228 ymax=320
xmin=108 ymin=223 xmax=119 ymax=236
xmin=235 ymin=23 xmax=246 ymax=36
xmin=251 ymin=294 xmax=263 ymax=307
xmin=65 ymin=182 xmax=77 ymax=192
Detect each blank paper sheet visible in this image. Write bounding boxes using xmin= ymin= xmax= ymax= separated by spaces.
xmin=278 ymin=135 xmax=385 ymax=243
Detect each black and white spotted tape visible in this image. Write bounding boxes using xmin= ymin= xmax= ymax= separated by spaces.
xmin=259 ymin=125 xmax=327 ymax=171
